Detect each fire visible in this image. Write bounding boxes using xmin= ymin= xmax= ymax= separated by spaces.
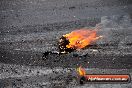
xmin=77 ymin=66 xmax=86 ymax=76
xmin=63 ymin=29 xmax=102 ymax=49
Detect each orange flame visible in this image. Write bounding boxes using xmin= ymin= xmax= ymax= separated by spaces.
xmin=77 ymin=66 xmax=86 ymax=76
xmin=63 ymin=29 xmax=102 ymax=49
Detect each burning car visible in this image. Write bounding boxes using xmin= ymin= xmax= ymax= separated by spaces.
xmin=59 ymin=29 xmax=103 ymax=53
xmin=43 ymin=28 xmax=102 ymax=58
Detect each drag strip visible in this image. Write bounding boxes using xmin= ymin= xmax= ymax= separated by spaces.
xmin=0 ymin=63 xmax=132 ymax=88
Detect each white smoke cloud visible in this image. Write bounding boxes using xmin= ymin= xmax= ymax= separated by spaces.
xmin=96 ymin=15 xmax=132 ymax=48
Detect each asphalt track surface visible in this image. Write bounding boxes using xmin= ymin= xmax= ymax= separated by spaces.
xmin=0 ymin=0 xmax=132 ymax=88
